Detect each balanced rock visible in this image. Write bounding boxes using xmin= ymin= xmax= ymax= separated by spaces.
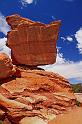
xmin=0 ymin=69 xmax=76 ymax=123
xmin=0 ymin=53 xmax=14 ymax=79
xmin=6 ymin=14 xmax=61 ymax=66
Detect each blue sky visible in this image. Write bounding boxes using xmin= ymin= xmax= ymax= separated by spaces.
xmin=0 ymin=0 xmax=82 ymax=83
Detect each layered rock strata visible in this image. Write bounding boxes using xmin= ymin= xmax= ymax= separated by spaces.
xmin=6 ymin=14 xmax=61 ymax=66
xmin=0 ymin=69 xmax=76 ymax=124
xmin=0 ymin=15 xmax=77 ymax=124
xmin=0 ymin=53 xmax=15 ymax=79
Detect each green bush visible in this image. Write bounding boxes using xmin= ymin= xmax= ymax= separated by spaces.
xmin=72 ymin=83 xmax=82 ymax=93
xmin=76 ymin=100 xmax=81 ymax=107
xmin=0 ymin=120 xmax=3 ymax=124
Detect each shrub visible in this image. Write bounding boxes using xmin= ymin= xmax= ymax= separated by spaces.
xmin=72 ymin=83 xmax=82 ymax=93
xmin=76 ymin=100 xmax=81 ymax=107
xmin=0 ymin=120 xmax=3 ymax=124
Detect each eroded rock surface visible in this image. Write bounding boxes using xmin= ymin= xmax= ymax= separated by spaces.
xmin=0 ymin=53 xmax=15 ymax=80
xmin=6 ymin=14 xmax=61 ymax=66
xmin=0 ymin=69 xmax=76 ymax=124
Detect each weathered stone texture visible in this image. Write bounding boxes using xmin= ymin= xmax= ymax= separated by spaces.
xmin=0 ymin=53 xmax=14 ymax=79
xmin=0 ymin=69 xmax=76 ymax=124
xmin=6 ymin=14 xmax=61 ymax=66
xmin=0 ymin=14 xmax=77 ymax=124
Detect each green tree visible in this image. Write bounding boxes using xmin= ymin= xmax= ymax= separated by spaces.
xmin=72 ymin=83 xmax=82 ymax=93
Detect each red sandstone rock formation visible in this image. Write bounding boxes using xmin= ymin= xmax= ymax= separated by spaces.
xmin=0 ymin=15 xmax=77 ymax=124
xmin=0 ymin=53 xmax=15 ymax=79
xmin=6 ymin=14 xmax=61 ymax=66
xmin=0 ymin=69 xmax=76 ymax=124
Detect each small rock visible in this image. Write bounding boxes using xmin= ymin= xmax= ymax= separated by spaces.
xmin=0 ymin=53 xmax=14 ymax=80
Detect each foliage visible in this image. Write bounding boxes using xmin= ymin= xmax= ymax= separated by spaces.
xmin=72 ymin=83 xmax=82 ymax=93
xmin=76 ymin=100 xmax=81 ymax=107
xmin=0 ymin=121 xmax=3 ymax=124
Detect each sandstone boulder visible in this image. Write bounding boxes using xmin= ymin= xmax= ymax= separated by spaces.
xmin=0 ymin=69 xmax=76 ymax=123
xmin=6 ymin=14 xmax=61 ymax=66
xmin=0 ymin=53 xmax=14 ymax=79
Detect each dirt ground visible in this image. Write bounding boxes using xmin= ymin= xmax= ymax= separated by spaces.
xmin=49 ymin=107 xmax=82 ymax=124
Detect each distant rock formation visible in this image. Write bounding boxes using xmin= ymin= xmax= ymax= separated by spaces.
xmin=0 ymin=69 xmax=76 ymax=124
xmin=0 ymin=53 xmax=15 ymax=80
xmin=6 ymin=14 xmax=61 ymax=66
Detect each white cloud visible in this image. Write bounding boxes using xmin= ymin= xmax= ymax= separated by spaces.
xmin=39 ymin=52 xmax=82 ymax=83
xmin=20 ymin=0 xmax=39 ymax=6
xmin=21 ymin=0 xmax=33 ymax=6
xmin=75 ymin=28 xmax=82 ymax=54
xmin=61 ymin=37 xmax=66 ymax=41
xmin=43 ymin=61 xmax=82 ymax=80
xmin=56 ymin=49 xmax=70 ymax=64
xmin=67 ymin=36 xmax=73 ymax=41
xmin=0 ymin=37 xmax=7 ymax=48
xmin=0 ymin=13 xmax=11 ymax=57
xmin=0 ymin=12 xmax=10 ymax=35
xmin=0 ymin=37 xmax=11 ymax=57
xmin=61 ymin=28 xmax=82 ymax=54
xmin=61 ymin=36 xmax=73 ymax=42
